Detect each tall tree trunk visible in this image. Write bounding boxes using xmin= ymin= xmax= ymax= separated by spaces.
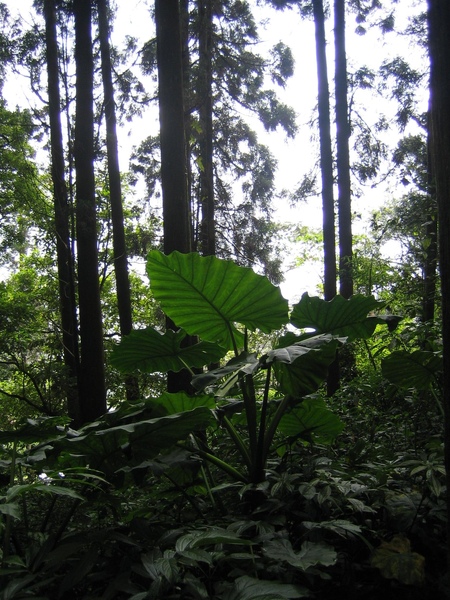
xmin=155 ymin=0 xmax=192 ymax=393
xmin=97 ymin=0 xmax=139 ymax=401
xmin=180 ymin=0 xmax=194 ymax=250
xmin=43 ymin=0 xmax=81 ymax=426
xmin=313 ymin=0 xmax=338 ymax=395
xmin=155 ymin=0 xmax=191 ymax=256
xmin=313 ymin=0 xmax=336 ymax=302
xmin=422 ymin=108 xmax=438 ymax=324
xmin=74 ymin=0 xmax=107 ymax=423
xmin=198 ymin=0 xmax=215 ymax=256
xmin=428 ymin=0 xmax=450 ymax=578
xmin=334 ymin=0 xmax=352 ymax=299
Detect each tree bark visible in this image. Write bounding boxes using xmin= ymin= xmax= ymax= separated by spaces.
xmin=334 ymin=0 xmax=353 ymax=299
xmin=313 ymin=0 xmax=338 ymax=395
xmin=428 ymin=0 xmax=450 ymax=578
xmin=422 ymin=108 xmax=438 ymax=324
xmin=74 ymin=0 xmax=107 ymax=423
xmin=198 ymin=0 xmax=216 ymax=256
xmin=180 ymin=0 xmax=194 ymax=250
xmin=43 ymin=0 xmax=81 ymax=426
xmin=155 ymin=0 xmax=191 ymax=256
xmin=313 ymin=0 xmax=336 ymax=302
xmin=97 ymin=0 xmax=139 ymax=401
xmin=155 ymin=0 xmax=193 ymax=393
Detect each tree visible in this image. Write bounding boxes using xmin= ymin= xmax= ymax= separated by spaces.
xmin=312 ymin=0 xmax=336 ymax=302
xmin=97 ymin=0 xmax=139 ymax=401
xmin=135 ymin=0 xmax=296 ymax=281
xmin=43 ymin=0 xmax=80 ymax=425
xmin=334 ymin=0 xmax=352 ymax=299
xmin=197 ymin=0 xmax=215 ymax=256
xmin=312 ymin=0 xmax=338 ymax=395
xmin=155 ymin=0 xmax=193 ymax=394
xmin=427 ymin=0 xmax=450 ymax=576
xmin=74 ymin=0 xmax=106 ymax=423
xmin=155 ymin=0 xmax=191 ymax=257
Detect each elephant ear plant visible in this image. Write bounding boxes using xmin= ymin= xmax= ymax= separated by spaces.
xmin=111 ymin=250 xmax=398 ymax=488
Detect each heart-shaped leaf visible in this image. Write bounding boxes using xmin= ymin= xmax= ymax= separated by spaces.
xmin=147 ymin=251 xmax=289 ymax=350
xmin=290 ymin=293 xmax=395 ymax=341
xmin=278 ymin=397 xmax=344 ymax=443
xmin=272 ymin=333 xmax=341 ymax=397
xmin=110 ymin=327 xmax=227 ymax=374
xmin=382 ymin=350 xmax=442 ymax=390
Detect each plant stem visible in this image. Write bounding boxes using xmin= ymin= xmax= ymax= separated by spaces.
xmin=179 ymin=443 xmax=247 ymax=483
xmin=240 ymin=374 xmax=258 ymax=476
xmin=2 ymin=441 xmax=17 ymax=564
xmin=255 ymin=366 xmax=272 ymax=479
xmin=262 ymin=395 xmax=294 ymax=468
xmin=430 ymin=385 xmax=445 ymax=418
xmin=221 ymin=416 xmax=252 ymax=471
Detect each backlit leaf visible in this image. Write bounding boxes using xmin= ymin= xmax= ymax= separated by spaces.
xmin=110 ymin=327 xmax=227 ymax=374
xmin=147 ymin=251 xmax=289 ymax=350
xmin=290 ymin=293 xmax=396 ymax=340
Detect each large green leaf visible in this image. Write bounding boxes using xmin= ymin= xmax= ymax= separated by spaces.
xmin=150 ymin=391 xmax=216 ymax=413
xmin=175 ymin=528 xmax=253 ymax=552
xmin=263 ymin=539 xmax=337 ymax=570
xmin=147 ymin=251 xmax=289 ymax=350
xmin=191 ymin=352 xmax=259 ymax=392
xmin=0 ymin=416 xmax=70 ymax=444
xmin=95 ymin=407 xmax=214 ymax=464
xmin=278 ymin=397 xmax=344 ymax=444
xmin=110 ymin=327 xmax=227 ymax=374
xmin=290 ymin=293 xmax=398 ymax=341
xmin=225 ymin=575 xmax=309 ymax=599
xmin=371 ymin=535 xmax=425 ymax=585
xmin=381 ymin=350 xmax=442 ymax=390
xmin=272 ymin=333 xmax=341 ymax=397
xmin=34 ymin=404 xmax=214 ymax=484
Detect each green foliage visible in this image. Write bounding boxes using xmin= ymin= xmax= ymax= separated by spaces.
xmin=146 ymin=250 xmax=289 ymax=350
xmin=1 ymin=252 xmax=445 ymax=599
xmin=109 ymin=251 xmax=395 ymax=489
xmin=0 ymin=101 xmax=44 ymax=263
xmin=0 ymin=253 xmax=69 ymax=422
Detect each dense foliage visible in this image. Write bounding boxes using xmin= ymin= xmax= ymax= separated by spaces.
xmin=0 ymin=252 xmax=445 ymax=598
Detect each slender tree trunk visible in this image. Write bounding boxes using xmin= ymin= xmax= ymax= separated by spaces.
xmin=74 ymin=0 xmax=107 ymax=423
xmin=428 ymin=0 xmax=450 ymax=580
xmin=43 ymin=0 xmax=81 ymax=426
xmin=313 ymin=0 xmax=338 ymax=395
xmin=97 ymin=0 xmax=139 ymax=401
xmin=313 ymin=0 xmax=336 ymax=302
xmin=155 ymin=0 xmax=192 ymax=393
xmin=198 ymin=0 xmax=216 ymax=256
xmin=422 ymin=108 xmax=438 ymax=324
xmin=155 ymin=0 xmax=191 ymax=256
xmin=334 ymin=0 xmax=352 ymax=299
xmin=180 ymin=0 xmax=194 ymax=250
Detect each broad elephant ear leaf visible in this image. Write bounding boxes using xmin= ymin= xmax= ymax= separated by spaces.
xmin=382 ymin=350 xmax=442 ymax=390
xmin=271 ymin=332 xmax=342 ymax=397
xmin=278 ymin=397 xmax=344 ymax=444
xmin=147 ymin=251 xmax=289 ymax=351
xmin=110 ymin=327 xmax=227 ymax=374
xmin=150 ymin=391 xmax=216 ymax=414
xmin=290 ymin=293 xmax=399 ymax=341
